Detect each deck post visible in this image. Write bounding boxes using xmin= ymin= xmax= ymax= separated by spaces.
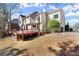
xmin=22 ymin=30 xmax=24 ymax=40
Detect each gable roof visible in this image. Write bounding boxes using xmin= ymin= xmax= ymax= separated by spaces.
xmin=47 ymin=9 xmax=63 ymax=14
xmin=20 ymin=15 xmax=26 ymax=18
xmin=30 ymin=12 xmax=39 ymax=16
xmin=20 ymin=9 xmax=63 ymax=19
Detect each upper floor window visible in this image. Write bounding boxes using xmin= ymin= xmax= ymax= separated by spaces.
xmin=54 ymin=14 xmax=58 ymax=19
xmin=37 ymin=16 xmax=40 ymax=23
xmin=19 ymin=21 xmax=21 ymax=24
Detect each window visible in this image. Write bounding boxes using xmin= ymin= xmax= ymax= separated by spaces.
xmin=19 ymin=21 xmax=21 ymax=23
xmin=54 ymin=14 xmax=58 ymax=18
xmin=37 ymin=17 xmax=40 ymax=20
xmin=32 ymin=25 xmax=36 ymax=28
xmin=37 ymin=16 xmax=40 ymax=22
xmin=26 ymin=25 xmax=28 ymax=30
xmin=30 ymin=24 xmax=37 ymax=30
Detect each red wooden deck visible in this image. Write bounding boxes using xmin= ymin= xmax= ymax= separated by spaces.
xmin=14 ymin=30 xmax=43 ymax=41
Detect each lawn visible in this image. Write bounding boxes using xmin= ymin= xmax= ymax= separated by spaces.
xmin=0 ymin=32 xmax=79 ymax=56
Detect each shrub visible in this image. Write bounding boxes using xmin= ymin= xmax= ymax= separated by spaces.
xmin=47 ymin=19 xmax=60 ymax=32
xmin=65 ymin=22 xmax=70 ymax=31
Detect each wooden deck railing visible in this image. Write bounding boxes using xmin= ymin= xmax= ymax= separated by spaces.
xmin=12 ymin=30 xmax=43 ymax=41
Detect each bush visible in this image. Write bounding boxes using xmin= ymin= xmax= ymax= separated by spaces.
xmin=65 ymin=22 xmax=70 ymax=31
xmin=47 ymin=19 xmax=60 ymax=32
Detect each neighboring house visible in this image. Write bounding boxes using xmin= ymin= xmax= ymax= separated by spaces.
xmin=19 ymin=9 xmax=65 ymax=32
xmin=11 ymin=23 xmax=20 ymax=31
xmin=10 ymin=18 xmax=20 ymax=31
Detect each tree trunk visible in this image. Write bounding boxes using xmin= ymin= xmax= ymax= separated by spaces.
xmin=8 ymin=15 xmax=11 ymax=35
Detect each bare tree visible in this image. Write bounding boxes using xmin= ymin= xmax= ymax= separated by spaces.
xmin=73 ymin=22 xmax=79 ymax=32
xmin=4 ymin=3 xmax=19 ymax=33
xmin=0 ymin=3 xmax=8 ymax=38
xmin=0 ymin=3 xmax=20 ymax=38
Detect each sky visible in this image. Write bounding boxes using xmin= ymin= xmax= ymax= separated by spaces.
xmin=12 ymin=3 xmax=79 ymax=28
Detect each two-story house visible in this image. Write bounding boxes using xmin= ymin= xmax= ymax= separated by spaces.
xmin=19 ymin=9 xmax=65 ymax=32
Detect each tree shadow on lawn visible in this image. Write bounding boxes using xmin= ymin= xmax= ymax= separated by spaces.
xmin=0 ymin=47 xmax=20 ymax=56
